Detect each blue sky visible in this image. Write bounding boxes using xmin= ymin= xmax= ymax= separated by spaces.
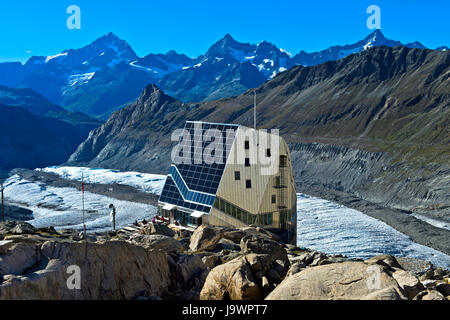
xmin=1 ymin=0 xmax=448 ymax=63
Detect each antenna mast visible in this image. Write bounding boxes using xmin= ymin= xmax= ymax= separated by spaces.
xmin=253 ymin=90 xmax=256 ymax=130
xmin=82 ymin=173 xmax=86 ymax=237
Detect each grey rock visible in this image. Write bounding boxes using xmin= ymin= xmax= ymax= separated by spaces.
xmin=139 ymin=223 xmax=175 ymax=237
xmin=0 ymin=241 xmax=171 ymax=299
xmin=131 ymin=234 xmax=184 ymax=253
xmin=189 ymin=225 xmax=225 ymax=252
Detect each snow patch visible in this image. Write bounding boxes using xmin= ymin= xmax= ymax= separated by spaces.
xmin=280 ymin=48 xmax=293 ymax=57
xmin=45 ymin=52 xmax=68 ymax=63
xmin=68 ymin=72 xmax=95 ymax=86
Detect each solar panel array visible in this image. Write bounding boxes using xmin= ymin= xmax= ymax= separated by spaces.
xmin=159 ymin=121 xmax=238 ymax=213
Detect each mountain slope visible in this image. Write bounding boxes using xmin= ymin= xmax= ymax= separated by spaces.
xmin=68 ymin=84 xmax=191 ymax=172
xmin=69 ymin=46 xmax=450 ymax=218
xmin=0 ymin=85 xmax=100 ymax=133
xmin=0 ymin=104 xmax=88 ymax=170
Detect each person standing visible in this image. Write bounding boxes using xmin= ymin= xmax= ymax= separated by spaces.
xmin=109 ymin=204 xmax=116 ymax=232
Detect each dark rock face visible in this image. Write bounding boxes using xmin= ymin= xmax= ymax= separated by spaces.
xmin=0 ymin=85 xmax=100 ymax=134
xmin=0 ymin=104 xmax=87 ymax=170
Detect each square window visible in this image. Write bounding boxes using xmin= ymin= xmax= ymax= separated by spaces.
xmin=245 ymin=140 xmax=250 ymax=150
xmin=246 ymin=179 xmax=251 ymax=188
xmin=234 ymin=171 xmax=240 ymax=180
xmin=245 ymin=158 xmax=250 ymax=167
xmin=266 ymin=148 xmax=271 ymax=157
xmin=272 ymin=195 xmax=276 ymax=204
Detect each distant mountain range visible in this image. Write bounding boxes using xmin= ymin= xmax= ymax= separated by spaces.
xmin=1 ymin=30 xmax=447 ymax=119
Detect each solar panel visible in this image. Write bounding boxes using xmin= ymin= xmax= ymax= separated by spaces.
xmin=159 ymin=121 xmax=238 ymax=213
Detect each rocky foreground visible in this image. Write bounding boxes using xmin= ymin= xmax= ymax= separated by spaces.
xmin=0 ymin=221 xmax=448 ymax=300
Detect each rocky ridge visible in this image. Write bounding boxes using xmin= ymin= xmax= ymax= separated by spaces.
xmin=0 ymin=221 xmax=448 ymax=300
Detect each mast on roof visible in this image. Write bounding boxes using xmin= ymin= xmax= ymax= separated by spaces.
xmin=253 ymin=90 xmax=257 ymax=130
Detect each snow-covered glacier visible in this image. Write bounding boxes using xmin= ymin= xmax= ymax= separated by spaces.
xmin=4 ymin=166 xmax=449 ymax=268
xmin=296 ymin=193 xmax=449 ymax=268
xmin=3 ymin=174 xmax=158 ymax=233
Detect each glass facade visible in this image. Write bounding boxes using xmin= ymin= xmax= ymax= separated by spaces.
xmin=213 ymin=196 xmax=273 ymax=227
xmin=159 ymin=121 xmax=238 ymax=214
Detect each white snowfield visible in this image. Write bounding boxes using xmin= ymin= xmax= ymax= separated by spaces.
xmin=4 ymin=166 xmax=449 ymax=268
xmin=3 ymin=175 xmax=157 ymax=233
xmin=296 ymin=194 xmax=450 ymax=268
xmin=38 ymin=166 xmax=166 ymax=195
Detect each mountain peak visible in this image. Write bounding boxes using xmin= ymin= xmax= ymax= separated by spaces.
xmin=223 ymin=33 xmax=235 ymax=41
xmin=138 ymin=84 xmax=173 ymax=105
xmin=205 ymin=34 xmax=255 ymax=59
xmin=99 ymin=32 xmax=121 ymax=41
xmin=364 ymin=29 xmax=386 ymax=42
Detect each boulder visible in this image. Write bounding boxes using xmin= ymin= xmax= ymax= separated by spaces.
xmin=0 ymin=221 xmax=36 ymax=236
xmin=240 ymin=235 xmax=289 ymax=267
xmin=0 ymin=242 xmax=40 ymax=276
xmin=419 ymin=269 xmax=435 ymax=281
xmin=290 ymin=251 xmax=315 ymax=265
xmin=244 ymin=254 xmax=273 ymax=279
xmin=223 ymin=230 xmax=247 ymax=244
xmin=0 ymin=240 xmax=14 ymax=254
xmin=139 ymin=223 xmax=175 ymax=237
xmin=364 ymin=254 xmax=403 ymax=269
xmin=200 ymin=256 xmax=263 ymax=300
xmin=421 ymin=290 xmax=446 ymax=300
xmin=392 ymin=270 xmax=424 ymax=299
xmin=202 ymin=255 xmax=221 ymax=269
xmin=433 ymin=267 xmax=447 ymax=280
xmin=421 ymin=279 xmax=437 ymax=288
xmin=175 ymin=254 xmax=207 ymax=285
xmin=286 ymin=261 xmax=306 ymax=277
xmin=240 ymin=227 xmax=280 ymax=242
xmin=360 ymin=287 xmax=405 ymax=300
xmin=435 ymin=282 xmax=450 ymax=296
xmin=266 ymin=261 xmax=407 ymax=300
xmin=131 ymin=234 xmax=184 ymax=253
xmin=0 ymin=240 xmax=171 ymax=299
xmin=189 ymin=225 xmax=225 ymax=252
xmin=216 ymin=238 xmax=240 ymax=252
